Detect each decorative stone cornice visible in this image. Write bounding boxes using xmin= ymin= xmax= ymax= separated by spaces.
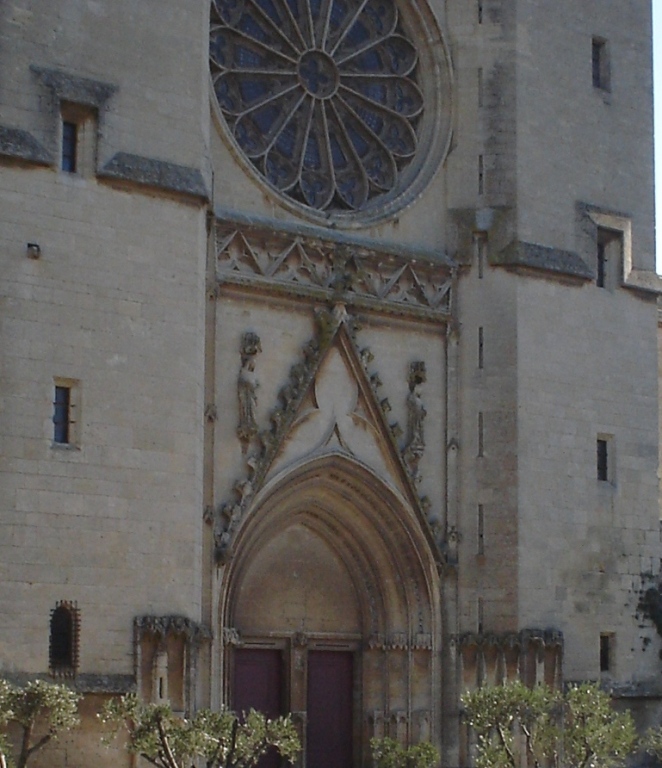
xmin=215 ymin=218 xmax=455 ymax=320
xmin=456 ymin=628 xmax=564 ymax=650
xmin=134 ymin=615 xmax=212 ymax=643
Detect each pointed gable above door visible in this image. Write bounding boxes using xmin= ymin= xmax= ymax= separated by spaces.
xmin=210 ymin=305 xmax=447 ymax=568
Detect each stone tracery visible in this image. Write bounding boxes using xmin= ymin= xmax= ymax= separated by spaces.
xmin=209 ymin=0 xmax=424 ymax=211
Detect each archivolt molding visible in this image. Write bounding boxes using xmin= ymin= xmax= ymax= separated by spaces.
xmin=215 ymin=220 xmax=455 ymax=320
xmin=209 ymin=305 xmax=450 ymax=568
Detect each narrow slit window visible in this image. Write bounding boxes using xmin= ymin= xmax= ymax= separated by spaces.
xmin=478 ymin=412 xmax=484 ymax=457
xmin=596 ymin=240 xmax=606 ymax=287
xmin=478 ymin=327 xmax=484 ymax=369
xmin=477 ymin=0 xmax=483 ymax=24
xmin=597 ymin=438 xmax=609 ymax=481
xmin=592 ymin=37 xmax=610 ymax=91
xmin=478 ymin=505 xmax=484 ymax=555
xmin=53 ymin=385 xmax=71 ymax=444
xmin=600 ymin=633 xmax=613 ymax=672
xmin=478 ymin=154 xmax=484 ymax=195
xmin=61 ymin=121 xmax=78 ymax=173
xmin=478 ymin=67 xmax=484 ymax=107
xmin=477 ymin=598 xmax=484 ymax=633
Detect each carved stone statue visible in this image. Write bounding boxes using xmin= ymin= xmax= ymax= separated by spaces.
xmin=237 ymin=332 xmax=261 ymax=451
xmin=403 ymin=361 xmax=427 ymax=481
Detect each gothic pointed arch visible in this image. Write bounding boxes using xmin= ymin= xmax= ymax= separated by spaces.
xmin=219 ymin=453 xmax=443 ymax=758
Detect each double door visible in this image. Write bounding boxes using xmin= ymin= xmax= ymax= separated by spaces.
xmin=234 ymin=648 xmax=354 ymax=768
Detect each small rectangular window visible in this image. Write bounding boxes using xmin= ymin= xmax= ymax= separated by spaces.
xmin=61 ymin=121 xmax=78 ymax=173
xmin=478 ymin=154 xmax=484 ymax=195
xmin=596 ymin=227 xmax=622 ymax=290
xmin=597 ymin=438 xmax=609 ymax=482
xmin=600 ymin=633 xmax=613 ymax=672
xmin=592 ymin=37 xmax=610 ymax=91
xmin=477 ymin=598 xmax=484 ymax=633
xmin=478 ymin=327 xmax=484 ymax=369
xmin=477 ymin=0 xmax=483 ymax=24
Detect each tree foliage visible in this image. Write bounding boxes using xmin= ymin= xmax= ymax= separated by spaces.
xmin=462 ymin=681 xmax=636 ymax=768
xmin=370 ymin=736 xmax=440 ymax=768
xmin=0 ymin=679 xmax=80 ymax=768
xmin=101 ymin=694 xmax=300 ymax=768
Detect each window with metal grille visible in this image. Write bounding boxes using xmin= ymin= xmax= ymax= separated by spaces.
xmin=49 ymin=601 xmax=79 ymax=676
xmin=53 ymin=385 xmax=71 ymax=444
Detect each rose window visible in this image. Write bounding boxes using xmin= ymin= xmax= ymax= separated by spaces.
xmin=210 ymin=0 xmax=424 ymax=212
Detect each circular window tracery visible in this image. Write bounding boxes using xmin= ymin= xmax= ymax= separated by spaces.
xmin=210 ymin=0 xmax=426 ymax=213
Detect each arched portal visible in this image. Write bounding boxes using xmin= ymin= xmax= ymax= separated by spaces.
xmin=219 ymin=455 xmax=442 ymax=768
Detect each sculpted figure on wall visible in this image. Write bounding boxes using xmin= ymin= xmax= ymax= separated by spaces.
xmin=404 ymin=361 xmax=427 ymax=481
xmin=237 ymin=332 xmax=261 ymax=452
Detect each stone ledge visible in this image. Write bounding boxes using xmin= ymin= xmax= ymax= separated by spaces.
xmin=31 ymin=65 xmax=117 ymax=107
xmin=0 ymin=125 xmax=52 ymax=165
xmin=99 ymin=152 xmax=209 ymax=201
xmin=624 ymin=269 xmax=662 ymax=295
xmin=494 ymin=240 xmax=592 ymax=280
xmin=0 ymin=671 xmax=135 ymax=694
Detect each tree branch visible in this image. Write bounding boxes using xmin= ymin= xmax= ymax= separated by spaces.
xmin=495 ymin=724 xmax=517 ymax=768
xmin=156 ymin=715 xmax=180 ymax=768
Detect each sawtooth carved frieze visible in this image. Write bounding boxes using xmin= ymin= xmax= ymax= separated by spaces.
xmin=208 ymin=306 xmax=452 ymax=566
xmin=215 ymin=222 xmax=454 ymax=319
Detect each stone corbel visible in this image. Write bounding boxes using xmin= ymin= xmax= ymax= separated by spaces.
xmin=222 ymin=627 xmax=243 ymax=647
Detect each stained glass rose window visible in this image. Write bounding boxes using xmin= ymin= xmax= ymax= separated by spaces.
xmin=210 ymin=0 xmax=426 ymax=213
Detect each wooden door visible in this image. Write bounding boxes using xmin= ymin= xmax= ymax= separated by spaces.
xmin=234 ymin=649 xmax=284 ymax=768
xmin=307 ymin=651 xmax=353 ymax=768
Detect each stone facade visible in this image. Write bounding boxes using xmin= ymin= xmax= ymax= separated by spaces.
xmin=1 ymin=1 xmax=661 ymax=766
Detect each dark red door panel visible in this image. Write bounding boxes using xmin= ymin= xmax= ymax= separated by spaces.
xmin=234 ymin=649 xmax=284 ymax=768
xmin=307 ymin=651 xmax=353 ymax=768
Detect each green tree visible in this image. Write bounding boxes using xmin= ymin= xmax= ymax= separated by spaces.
xmin=561 ymin=684 xmax=636 ymax=768
xmin=101 ymin=694 xmax=301 ymax=768
xmin=462 ymin=681 xmax=636 ymax=768
xmin=0 ymin=679 xmax=80 ymax=768
xmin=370 ymin=736 xmax=440 ymax=768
